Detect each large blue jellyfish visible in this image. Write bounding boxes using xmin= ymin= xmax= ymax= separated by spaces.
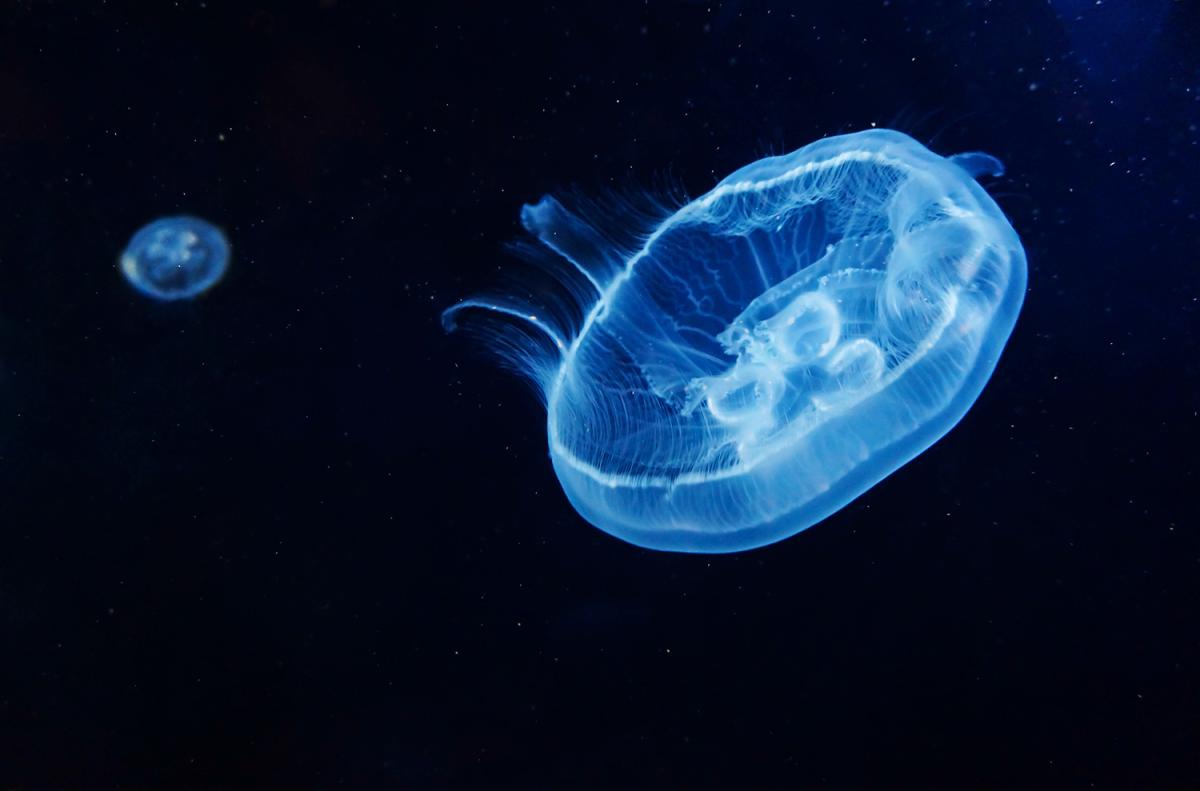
xmin=445 ymin=129 xmax=1026 ymax=553
xmin=120 ymin=216 xmax=230 ymax=301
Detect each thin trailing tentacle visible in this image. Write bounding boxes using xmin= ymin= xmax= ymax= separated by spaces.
xmin=441 ymin=297 xmax=568 ymax=353
xmin=520 ymin=196 xmax=619 ymax=295
xmin=443 ymin=189 xmax=671 ymax=401
xmin=948 ymin=151 xmax=1005 ymax=179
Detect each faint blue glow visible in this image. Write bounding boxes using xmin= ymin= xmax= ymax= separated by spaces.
xmin=120 ymin=216 xmax=230 ymax=301
xmin=445 ymin=129 xmax=1027 ymax=553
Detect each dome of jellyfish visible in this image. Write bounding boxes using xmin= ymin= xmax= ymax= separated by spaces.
xmin=120 ymin=215 xmax=230 ymax=301
xmin=444 ymin=129 xmax=1027 ymax=553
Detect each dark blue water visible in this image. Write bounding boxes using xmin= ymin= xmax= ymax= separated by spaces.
xmin=0 ymin=1 xmax=1196 ymax=787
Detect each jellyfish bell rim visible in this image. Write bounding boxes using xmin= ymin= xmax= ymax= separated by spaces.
xmin=539 ymin=129 xmax=1025 ymax=552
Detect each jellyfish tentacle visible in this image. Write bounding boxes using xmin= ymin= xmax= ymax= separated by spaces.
xmin=520 ymin=196 xmax=623 ymax=295
xmin=948 ymin=151 xmax=1005 ymax=179
xmin=441 ymin=297 xmax=568 ymax=353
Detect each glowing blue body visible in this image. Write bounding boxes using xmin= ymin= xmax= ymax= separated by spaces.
xmin=120 ymin=216 xmax=230 ymax=301
xmin=445 ymin=129 xmax=1026 ymax=553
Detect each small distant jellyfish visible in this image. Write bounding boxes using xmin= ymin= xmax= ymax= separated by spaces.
xmin=444 ymin=129 xmax=1027 ymax=553
xmin=120 ymin=215 xmax=230 ymax=300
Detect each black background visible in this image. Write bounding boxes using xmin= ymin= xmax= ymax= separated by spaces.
xmin=0 ymin=1 xmax=1197 ymax=788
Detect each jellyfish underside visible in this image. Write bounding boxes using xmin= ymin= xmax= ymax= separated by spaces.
xmin=445 ymin=130 xmax=1026 ymax=552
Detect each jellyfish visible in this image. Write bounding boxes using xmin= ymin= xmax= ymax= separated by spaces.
xmin=444 ymin=129 xmax=1027 ymax=553
xmin=119 ymin=216 xmax=230 ymax=300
